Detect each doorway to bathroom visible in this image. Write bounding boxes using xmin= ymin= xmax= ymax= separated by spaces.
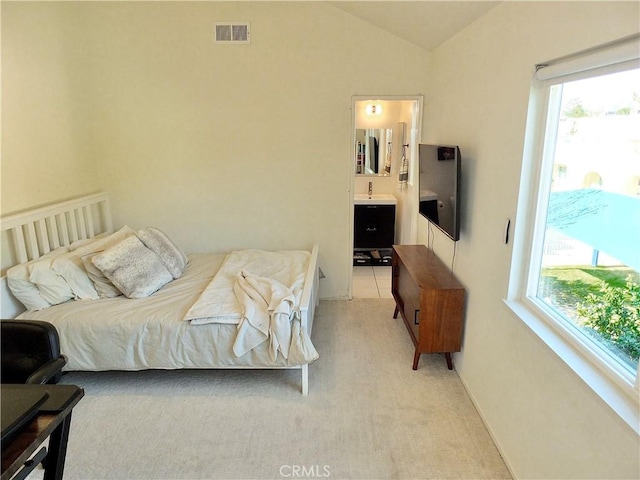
xmin=349 ymin=95 xmax=423 ymax=298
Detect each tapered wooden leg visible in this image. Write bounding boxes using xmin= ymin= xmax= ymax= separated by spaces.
xmin=412 ymin=350 xmax=420 ymax=370
xmin=444 ymin=352 xmax=453 ymax=370
xmin=393 ymin=305 xmax=399 ymax=319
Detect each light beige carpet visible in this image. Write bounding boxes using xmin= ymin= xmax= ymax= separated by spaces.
xmin=46 ymin=299 xmax=510 ymax=479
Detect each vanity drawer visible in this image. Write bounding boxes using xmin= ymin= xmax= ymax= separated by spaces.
xmin=354 ymin=204 xmax=395 ymax=249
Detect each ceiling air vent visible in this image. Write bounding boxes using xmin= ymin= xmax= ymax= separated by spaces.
xmin=215 ymin=23 xmax=251 ymax=44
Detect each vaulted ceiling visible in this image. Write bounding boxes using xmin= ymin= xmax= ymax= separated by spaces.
xmin=328 ymin=1 xmax=500 ymax=51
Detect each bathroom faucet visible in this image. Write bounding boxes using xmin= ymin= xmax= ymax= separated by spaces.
xmin=368 ymin=182 xmax=373 ymax=197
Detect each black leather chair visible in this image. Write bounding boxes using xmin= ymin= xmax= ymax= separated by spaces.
xmin=1 ymin=320 xmax=67 ymax=384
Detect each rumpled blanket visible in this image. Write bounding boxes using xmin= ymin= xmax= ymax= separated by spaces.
xmin=182 ymin=249 xmax=318 ymax=363
xmin=233 ymin=270 xmax=318 ymax=363
xmin=183 ymin=249 xmax=310 ymax=325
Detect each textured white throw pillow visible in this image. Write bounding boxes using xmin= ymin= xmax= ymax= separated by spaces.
xmin=91 ymin=235 xmax=173 ymax=298
xmin=68 ymin=226 xmax=136 ymax=298
xmin=137 ymin=227 xmax=188 ymax=279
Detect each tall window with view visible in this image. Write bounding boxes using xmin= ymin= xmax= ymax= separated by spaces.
xmin=536 ymin=67 xmax=640 ymax=377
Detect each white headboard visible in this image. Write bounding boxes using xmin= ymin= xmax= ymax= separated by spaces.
xmin=1 ymin=192 xmax=113 ymax=318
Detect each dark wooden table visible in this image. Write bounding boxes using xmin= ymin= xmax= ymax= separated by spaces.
xmin=2 ymin=384 xmax=84 ymax=480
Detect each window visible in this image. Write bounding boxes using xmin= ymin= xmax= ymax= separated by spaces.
xmin=508 ymin=35 xmax=640 ymax=431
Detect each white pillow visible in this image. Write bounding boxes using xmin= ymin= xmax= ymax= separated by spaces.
xmin=6 ymin=263 xmax=52 ymax=311
xmin=73 ymin=225 xmax=136 ymax=257
xmin=51 ymin=252 xmax=99 ymax=300
xmin=91 ymin=235 xmax=173 ymax=299
xmin=71 ymin=225 xmax=136 ymax=298
xmin=137 ymin=227 xmax=188 ymax=279
xmin=29 ymin=254 xmax=74 ymax=306
xmin=81 ymin=252 xmax=123 ymax=298
xmin=68 ymin=232 xmax=108 ymax=251
xmin=50 ymin=228 xmax=131 ymax=300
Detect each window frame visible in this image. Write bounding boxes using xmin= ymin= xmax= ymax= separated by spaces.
xmin=506 ymin=49 xmax=640 ymax=433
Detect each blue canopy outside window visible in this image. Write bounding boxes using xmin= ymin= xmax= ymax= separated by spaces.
xmin=546 ymin=189 xmax=640 ymax=272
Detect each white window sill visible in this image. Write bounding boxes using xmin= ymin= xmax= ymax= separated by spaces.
xmin=503 ymin=298 xmax=639 ymax=435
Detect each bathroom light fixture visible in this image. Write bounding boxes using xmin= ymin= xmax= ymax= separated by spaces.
xmin=365 ymin=104 xmax=383 ymax=116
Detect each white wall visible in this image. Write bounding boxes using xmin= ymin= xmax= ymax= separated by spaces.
xmin=1 ymin=3 xmax=101 ymax=208
xmin=420 ymin=2 xmax=640 ymax=478
xmin=0 ymin=2 xmax=429 ymax=299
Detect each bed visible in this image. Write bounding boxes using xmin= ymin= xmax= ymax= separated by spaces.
xmin=0 ymin=193 xmax=320 ymax=394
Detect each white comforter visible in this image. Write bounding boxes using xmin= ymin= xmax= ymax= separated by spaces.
xmin=17 ymin=253 xmax=318 ymax=370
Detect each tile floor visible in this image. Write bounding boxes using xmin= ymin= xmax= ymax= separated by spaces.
xmin=352 ymin=265 xmax=394 ymax=298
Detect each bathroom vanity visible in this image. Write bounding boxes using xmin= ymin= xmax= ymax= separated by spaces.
xmin=353 ymin=194 xmax=396 ymax=266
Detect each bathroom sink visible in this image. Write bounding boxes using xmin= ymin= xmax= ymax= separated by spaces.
xmin=354 ymin=193 xmax=397 ymax=205
xmin=420 ymin=189 xmax=438 ymax=201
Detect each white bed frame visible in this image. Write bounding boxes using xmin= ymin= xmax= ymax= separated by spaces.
xmin=0 ymin=192 xmax=320 ymax=394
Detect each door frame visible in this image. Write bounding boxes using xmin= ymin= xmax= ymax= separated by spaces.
xmin=348 ymin=94 xmax=424 ymax=299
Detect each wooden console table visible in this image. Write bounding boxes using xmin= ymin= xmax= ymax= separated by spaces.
xmin=391 ymin=245 xmax=465 ymax=370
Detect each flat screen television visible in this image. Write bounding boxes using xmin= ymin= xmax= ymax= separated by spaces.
xmin=418 ymin=144 xmax=461 ymax=241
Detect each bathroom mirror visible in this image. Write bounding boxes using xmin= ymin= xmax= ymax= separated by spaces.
xmin=355 ymin=128 xmax=393 ymax=176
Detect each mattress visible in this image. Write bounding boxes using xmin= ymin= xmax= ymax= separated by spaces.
xmin=17 ymin=254 xmax=305 ymax=371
